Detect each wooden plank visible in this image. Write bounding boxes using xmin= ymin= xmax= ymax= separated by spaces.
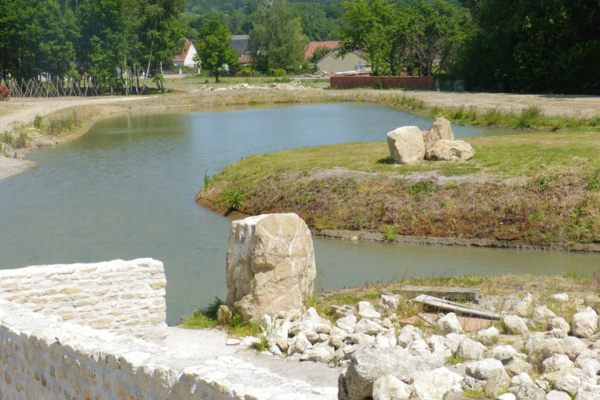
xmin=395 ymin=286 xmax=481 ymax=301
xmin=412 ymin=294 xmax=502 ymax=320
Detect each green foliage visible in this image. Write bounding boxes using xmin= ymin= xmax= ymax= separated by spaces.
xmin=459 ymin=0 xmax=600 ymax=94
xmin=447 ymin=354 xmax=466 ymax=364
xmin=251 ymin=337 xmax=269 ymax=351
xmin=269 ymin=68 xmax=287 ymax=77
xmin=33 ymin=115 xmax=43 ymax=129
xmin=384 ymin=225 xmax=397 ymax=241
xmin=0 ymin=132 xmax=28 ymax=149
xmin=221 ymin=186 xmax=245 ymax=211
xmin=195 ymin=19 xmax=240 ymax=82
xmin=248 ymin=0 xmax=309 ymax=72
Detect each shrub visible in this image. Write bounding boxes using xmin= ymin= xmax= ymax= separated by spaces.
xmin=239 ymin=67 xmax=254 ymax=77
xmin=269 ymin=68 xmax=286 ymax=77
xmin=33 ymin=114 xmax=43 ymax=129
xmin=0 ymin=85 xmax=10 ymax=101
xmin=375 ymin=79 xmax=384 ymax=90
xmin=221 ymin=186 xmax=245 ymax=211
xmin=384 ymin=225 xmax=397 ymax=241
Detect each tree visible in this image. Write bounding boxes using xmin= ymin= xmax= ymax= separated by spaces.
xmin=338 ymin=0 xmax=409 ymax=76
xmin=248 ymin=0 xmax=308 ymax=72
xmin=194 ymin=19 xmax=239 ymax=82
xmin=459 ymin=0 xmax=600 ymax=94
xmin=405 ymin=0 xmax=471 ymax=76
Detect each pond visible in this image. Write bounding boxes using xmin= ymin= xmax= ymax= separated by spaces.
xmin=1 ymin=103 xmax=598 ymax=325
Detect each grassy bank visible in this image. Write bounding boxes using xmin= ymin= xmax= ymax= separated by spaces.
xmin=197 ymin=131 xmax=600 ymax=250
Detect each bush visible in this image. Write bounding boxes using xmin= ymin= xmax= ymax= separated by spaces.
xmin=33 ymin=114 xmax=43 ymax=129
xmin=269 ymin=68 xmax=286 ymax=77
xmin=0 ymin=85 xmax=10 ymax=101
xmin=239 ymin=67 xmax=254 ymax=77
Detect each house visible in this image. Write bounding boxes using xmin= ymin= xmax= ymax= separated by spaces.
xmin=172 ymin=40 xmax=198 ymax=69
xmin=316 ymin=50 xmax=367 ymax=74
xmin=305 ymin=41 xmax=339 ymax=61
xmin=230 ymin=35 xmax=251 ymax=65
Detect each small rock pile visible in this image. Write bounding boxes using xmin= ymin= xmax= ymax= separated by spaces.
xmin=230 ymin=292 xmax=600 ymax=400
xmin=210 ymin=81 xmax=310 ymax=91
xmin=387 ymin=117 xmax=475 ymax=165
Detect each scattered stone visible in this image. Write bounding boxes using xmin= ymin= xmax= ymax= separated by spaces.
xmin=498 ymin=393 xmax=517 ymax=400
xmin=510 ymin=383 xmax=546 ymax=400
xmin=412 ymin=367 xmax=464 ymax=400
xmin=546 ymin=391 xmax=572 ymax=400
xmin=562 ymin=336 xmax=587 ymax=361
xmin=332 ymin=304 xmax=356 ymax=319
xmin=439 ymin=313 xmax=464 ymax=334
xmin=549 ymin=317 xmax=571 ymax=335
xmin=225 ymin=338 xmax=241 ymax=346
xmin=466 ymin=358 xmax=506 ymax=380
xmin=336 ymin=315 xmax=357 ymax=334
xmin=225 ymin=213 xmax=316 ymax=321
xmin=372 ymin=375 xmax=412 ymax=400
xmin=217 ymin=304 xmax=233 ymax=326
xmin=555 ymin=374 xmax=582 ymax=395
xmin=511 ymin=373 xmax=534 ymax=386
xmin=506 ymin=359 xmax=534 ymax=376
xmin=477 ymin=326 xmax=500 ymax=346
xmin=455 ymin=338 xmax=486 ymax=361
xmin=240 ymin=336 xmax=261 ymax=347
xmin=292 ymin=332 xmax=311 ymax=354
xmin=524 ymin=332 xmax=546 ymax=354
xmin=397 ymin=325 xmax=423 ymax=348
xmin=572 ymin=307 xmax=599 ymax=338
xmin=504 ymin=315 xmax=529 ymax=335
xmin=528 ymin=339 xmax=565 ymax=368
xmin=542 ymin=354 xmax=574 ymax=373
xmin=355 ymin=319 xmax=384 ymax=335
xmin=378 ymin=294 xmax=400 ymax=317
xmin=387 ymin=126 xmax=426 ymax=165
xmin=425 ymin=139 xmax=475 ymax=161
xmin=358 ymin=301 xmax=382 ymax=319
xmin=532 ymin=306 xmax=557 ymax=329
xmin=492 ymin=345 xmax=519 ymax=363
xmin=444 ymin=333 xmax=467 ymax=354
xmin=484 ymin=368 xmax=511 ymax=398
xmin=551 ymin=294 xmax=569 ymax=302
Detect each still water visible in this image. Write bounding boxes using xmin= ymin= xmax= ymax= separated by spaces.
xmin=1 ymin=104 xmax=598 ymax=325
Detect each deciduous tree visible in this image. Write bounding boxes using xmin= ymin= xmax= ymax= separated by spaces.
xmin=195 ymin=19 xmax=239 ymax=82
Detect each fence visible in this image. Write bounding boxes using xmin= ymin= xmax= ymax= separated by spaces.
xmin=330 ymin=75 xmax=435 ymax=90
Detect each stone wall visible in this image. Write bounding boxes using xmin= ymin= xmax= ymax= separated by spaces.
xmin=0 ymin=299 xmax=335 ymax=399
xmin=0 ymin=258 xmax=167 ymax=342
xmin=330 ymin=76 xmax=435 ymax=89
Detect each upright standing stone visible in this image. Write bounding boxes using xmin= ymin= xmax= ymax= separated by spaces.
xmin=423 ymin=117 xmax=454 ymax=149
xmin=225 ymin=213 xmax=316 ymax=321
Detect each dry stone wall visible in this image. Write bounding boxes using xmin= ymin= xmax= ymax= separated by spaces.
xmin=0 ymin=258 xmax=167 ymax=342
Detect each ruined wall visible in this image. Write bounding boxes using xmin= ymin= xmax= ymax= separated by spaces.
xmin=330 ymin=76 xmax=435 ymax=89
xmin=0 ymin=258 xmax=167 ymax=342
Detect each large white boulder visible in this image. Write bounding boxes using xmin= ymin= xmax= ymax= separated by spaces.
xmin=504 ymin=315 xmax=529 ymax=335
xmin=423 ymin=117 xmax=454 ymax=149
xmin=425 ymin=139 xmax=475 ymax=161
xmin=387 ymin=126 xmax=426 ymax=165
xmin=572 ymin=307 xmax=598 ymax=338
xmin=438 ymin=313 xmax=464 ymax=334
xmin=225 ymin=213 xmax=316 ymax=321
xmin=455 ymin=338 xmax=486 ymax=361
xmin=372 ymin=375 xmax=412 ymax=400
xmin=412 ymin=367 xmax=463 ymax=400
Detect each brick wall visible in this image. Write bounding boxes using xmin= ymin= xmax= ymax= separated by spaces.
xmin=330 ymin=76 xmax=435 ymax=89
xmin=0 ymin=258 xmax=167 ymax=342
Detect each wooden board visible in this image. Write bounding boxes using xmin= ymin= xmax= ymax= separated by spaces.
xmin=412 ymin=294 xmax=502 ymax=320
xmin=395 ymin=286 xmax=481 ymax=302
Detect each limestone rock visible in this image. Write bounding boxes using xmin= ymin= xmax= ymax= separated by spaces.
xmin=562 ymin=336 xmax=587 ymax=361
xmin=378 ymin=294 xmax=400 ymax=317
xmin=439 ymin=313 xmax=464 ymax=335
xmin=546 ymin=391 xmax=572 ymax=400
xmin=506 ymin=359 xmax=533 ymax=376
xmin=217 ymin=305 xmax=233 ymax=326
xmin=492 ymin=345 xmax=519 ymax=363
xmin=574 ymin=384 xmax=600 ymax=400
xmin=444 ymin=333 xmax=467 ymax=354
xmin=336 ymin=315 xmax=357 ymax=334
xmin=528 ymin=339 xmax=565 ymax=369
xmin=477 ymin=326 xmax=500 ymax=346
xmin=510 ymin=383 xmax=546 ymax=400
xmin=511 ymin=373 xmax=534 ymax=386
xmin=542 ymin=354 xmax=574 ymax=373
xmin=504 ymin=315 xmax=529 ymax=335
xmin=532 ymin=305 xmax=556 ymax=329
xmin=484 ymin=369 xmax=511 ymax=398
xmin=555 ymin=374 xmax=582 ymax=395
xmin=425 ymin=139 xmax=475 ymax=161
xmin=572 ymin=307 xmax=599 ymax=338
xmin=397 ymin=325 xmax=423 ymax=348
xmin=358 ymin=301 xmax=381 ymax=319
xmin=498 ymin=394 xmax=517 ymax=400
xmin=372 ymin=375 xmax=412 ymax=400
xmin=355 ymin=318 xmax=384 ymax=335
xmin=466 ymin=358 xmax=506 ymax=380
xmin=412 ymin=367 xmax=464 ymax=400
xmin=225 ymin=213 xmax=316 ymax=321
xmin=524 ymin=332 xmax=546 ymax=354
xmin=455 ymin=338 xmax=486 ymax=361
xmin=549 ymin=318 xmax=571 ymax=335
xmin=423 ymin=117 xmax=454 ymax=149
xmin=387 ymin=126 xmax=426 ymax=165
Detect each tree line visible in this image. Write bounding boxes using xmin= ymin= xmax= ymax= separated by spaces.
xmin=0 ymin=0 xmax=186 ymax=94
xmin=1 ymin=0 xmax=598 ymax=95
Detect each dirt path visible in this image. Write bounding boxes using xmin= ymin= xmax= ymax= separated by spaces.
xmin=398 ymin=90 xmax=600 ymax=117
xmin=0 ymin=96 xmax=153 ymax=133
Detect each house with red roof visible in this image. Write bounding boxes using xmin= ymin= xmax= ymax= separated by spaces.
xmin=305 ymin=41 xmax=339 ymax=61
xmin=172 ymin=40 xmax=198 ymax=68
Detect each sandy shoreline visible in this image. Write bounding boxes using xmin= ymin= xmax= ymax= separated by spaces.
xmin=0 ymin=156 xmax=37 ymax=180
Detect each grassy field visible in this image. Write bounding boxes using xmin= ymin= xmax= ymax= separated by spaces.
xmin=198 ymin=131 xmax=600 ymax=249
